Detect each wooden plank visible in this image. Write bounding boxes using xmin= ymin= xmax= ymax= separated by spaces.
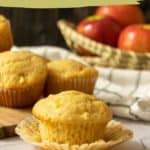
xmin=0 ymin=107 xmax=31 ymax=139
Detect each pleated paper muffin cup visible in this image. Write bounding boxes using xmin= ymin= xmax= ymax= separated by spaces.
xmin=45 ymin=75 xmax=98 ymax=95
xmin=39 ymin=120 xmax=106 ymax=145
xmin=15 ymin=116 xmax=133 ymax=150
xmin=0 ymin=81 xmax=45 ymax=108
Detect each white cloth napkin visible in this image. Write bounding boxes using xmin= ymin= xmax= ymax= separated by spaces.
xmin=12 ymin=46 xmax=150 ymax=122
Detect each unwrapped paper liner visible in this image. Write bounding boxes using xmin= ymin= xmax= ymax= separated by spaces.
xmin=15 ymin=116 xmax=133 ymax=150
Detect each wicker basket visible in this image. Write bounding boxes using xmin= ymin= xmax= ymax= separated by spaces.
xmin=57 ymin=20 xmax=150 ymax=70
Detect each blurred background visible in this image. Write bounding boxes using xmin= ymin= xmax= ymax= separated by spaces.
xmin=0 ymin=0 xmax=149 ymax=47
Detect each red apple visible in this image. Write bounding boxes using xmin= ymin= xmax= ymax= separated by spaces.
xmin=77 ymin=15 xmax=122 ymax=47
xmin=95 ymin=5 xmax=145 ymax=27
xmin=74 ymin=46 xmax=97 ymax=56
xmin=118 ymin=24 xmax=150 ymax=53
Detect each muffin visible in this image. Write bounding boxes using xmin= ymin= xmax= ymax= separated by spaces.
xmin=45 ymin=59 xmax=98 ymax=95
xmin=32 ymin=90 xmax=112 ymax=145
xmin=0 ymin=15 xmax=13 ymax=52
xmin=0 ymin=50 xmax=48 ymax=108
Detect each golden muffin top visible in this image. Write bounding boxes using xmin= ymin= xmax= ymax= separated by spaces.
xmin=0 ymin=15 xmax=11 ymax=33
xmin=0 ymin=15 xmax=8 ymax=24
xmin=47 ymin=59 xmax=98 ymax=78
xmin=0 ymin=15 xmax=13 ymax=51
xmin=0 ymin=50 xmax=48 ymax=88
xmin=32 ymin=90 xmax=112 ymax=124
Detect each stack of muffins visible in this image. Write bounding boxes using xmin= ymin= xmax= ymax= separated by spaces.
xmin=0 ymin=15 xmax=113 ymax=147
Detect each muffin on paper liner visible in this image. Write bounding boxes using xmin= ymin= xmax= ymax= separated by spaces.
xmin=45 ymin=59 xmax=98 ymax=95
xmin=0 ymin=50 xmax=48 ymax=108
xmin=32 ymin=90 xmax=112 ymax=144
xmin=15 ymin=116 xmax=133 ymax=150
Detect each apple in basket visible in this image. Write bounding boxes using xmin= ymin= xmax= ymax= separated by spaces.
xmin=76 ymin=15 xmax=123 ymax=56
xmin=95 ymin=5 xmax=145 ymax=27
xmin=118 ymin=24 xmax=150 ymax=53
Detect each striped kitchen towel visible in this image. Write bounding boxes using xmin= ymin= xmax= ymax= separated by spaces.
xmin=12 ymin=46 xmax=150 ymax=121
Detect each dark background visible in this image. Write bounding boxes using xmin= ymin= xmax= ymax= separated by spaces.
xmin=0 ymin=0 xmax=150 ymax=47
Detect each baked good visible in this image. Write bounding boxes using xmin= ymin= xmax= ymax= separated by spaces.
xmin=0 ymin=50 xmax=47 ymax=108
xmin=32 ymin=90 xmax=112 ymax=145
xmin=0 ymin=15 xmax=13 ymax=52
xmin=45 ymin=59 xmax=98 ymax=95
